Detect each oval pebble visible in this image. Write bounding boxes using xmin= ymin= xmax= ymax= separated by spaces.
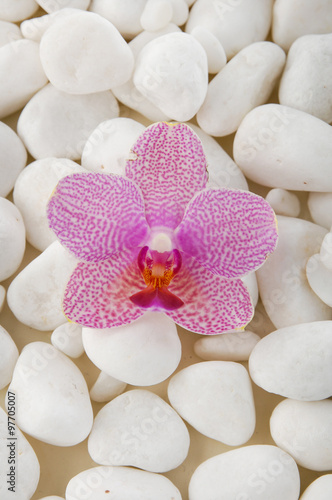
xmin=189 ymin=445 xmax=300 ymax=500
xmin=168 ymin=361 xmax=255 ymax=445
xmin=320 ymin=232 xmax=332 ymax=271
xmin=51 ymin=322 xmax=84 ymax=358
xmin=0 ymin=20 xmax=22 ymax=47
xmin=191 ymin=26 xmax=226 ymax=74
xmin=88 ymin=389 xmax=190 ymax=472
xmin=7 ymin=341 xmax=93 ymax=446
xmin=140 ymin=0 xmax=173 ymax=32
xmin=306 ymin=254 xmax=332 ymax=307
xmin=36 ymin=0 xmax=90 ymax=13
xmin=308 ymin=192 xmax=332 ymax=229
xmin=82 ymin=312 xmax=181 ymax=386
xmin=89 ymin=0 xmax=146 ymax=39
xmin=194 ymin=330 xmax=260 ymax=362
xmin=270 ymin=399 xmax=332 ymax=471
xmin=0 ymin=0 xmax=39 ymax=22
xmin=169 ymin=0 xmax=188 ymax=25
xmin=90 ymin=372 xmax=127 ymax=403
xmin=65 ymin=465 xmax=182 ymax=500
xmin=249 ymin=321 xmax=332 ymax=401
xmin=0 ymin=325 xmax=19 ymax=390
xmin=0 ymin=197 xmax=26 ymax=282
xmin=0 ymin=121 xmax=27 ymax=198
xmin=300 ymin=474 xmax=332 ymax=500
xmin=265 ymin=188 xmax=301 ymax=217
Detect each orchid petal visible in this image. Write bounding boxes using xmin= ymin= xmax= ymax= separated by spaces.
xmin=47 ymin=172 xmax=149 ymax=262
xmin=174 ymin=188 xmax=278 ymax=278
xmin=125 ymin=122 xmax=208 ymax=229
xmin=167 ymin=254 xmax=253 ymax=335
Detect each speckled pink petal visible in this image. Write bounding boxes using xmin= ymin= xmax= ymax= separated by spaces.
xmin=63 ymin=249 xmax=145 ymax=329
xmin=47 ymin=172 xmax=150 ymax=262
xmin=174 ymin=188 xmax=278 ymax=279
xmin=167 ymin=254 xmax=253 ymax=335
xmin=125 ymin=122 xmax=208 ymax=229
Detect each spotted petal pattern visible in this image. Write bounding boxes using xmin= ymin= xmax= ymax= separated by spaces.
xmin=47 ymin=172 xmax=150 ymax=262
xmin=125 ymin=122 xmax=208 ymax=230
xmin=174 ymin=188 xmax=278 ymax=279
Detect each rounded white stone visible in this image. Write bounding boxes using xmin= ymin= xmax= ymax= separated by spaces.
xmin=51 ymin=322 xmax=84 ymax=358
xmin=0 ymin=121 xmax=27 ymax=198
xmin=194 ymin=330 xmax=260 ymax=362
xmin=13 ymin=157 xmax=85 ymax=251
xmin=82 ymin=312 xmax=181 ymax=386
xmin=0 ymin=325 xmax=19 ymax=390
xmin=40 ymin=10 xmax=134 ymax=94
xmin=249 ymin=321 xmax=332 ymax=401
xmin=270 ymin=399 xmax=332 ymax=471
xmin=0 ymin=0 xmax=39 ymax=22
xmin=66 ymin=466 xmax=181 ymax=500
xmin=7 ymin=341 xmax=93 ymax=446
xmin=81 ymin=117 xmax=145 ymax=176
xmin=36 ymin=0 xmax=90 ymax=13
xmin=234 ymin=104 xmax=332 ymax=191
xmin=241 ymin=270 xmax=259 ymax=306
xmin=0 ymin=406 xmax=40 ymax=500
xmin=169 ymin=0 xmax=188 ymax=25
xmin=0 ymin=285 xmax=5 ymax=312
xmin=90 ymin=372 xmax=127 ymax=403
xmin=189 ymin=445 xmax=300 ymax=500
xmin=0 ymin=39 xmax=48 ymax=119
xmin=89 ymin=0 xmax=146 ymax=39
xmin=320 ymin=232 xmax=332 ymax=271
xmin=256 ymin=216 xmax=332 ymax=329
xmin=140 ymin=0 xmax=173 ymax=32
xmin=279 ymin=34 xmax=332 ymax=123
xmin=198 ymin=42 xmax=285 ymax=136
xmin=308 ymin=192 xmax=332 ymax=229
xmin=191 ymin=26 xmax=226 ymax=74
xmin=7 ymin=241 xmax=78 ymax=331
xmin=0 ymin=197 xmax=25 ymax=282
xmin=0 ymin=20 xmax=22 ymax=48
xmin=300 ymin=474 xmax=332 ymax=500
xmin=17 ymin=83 xmax=119 ymax=160
xmin=88 ymin=389 xmax=190 ymax=472
xmin=265 ymin=188 xmax=301 ymax=217
xmin=134 ymin=32 xmax=208 ymax=121
xmin=306 ymin=254 xmax=332 ymax=307
xmin=186 ymin=0 xmax=274 ymax=59
xmin=272 ymin=0 xmax=332 ymax=51
xmin=21 ymin=8 xmax=81 ymax=42
xmin=168 ymin=361 xmax=255 ymax=445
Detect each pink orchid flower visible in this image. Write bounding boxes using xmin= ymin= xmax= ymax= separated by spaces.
xmin=47 ymin=122 xmax=278 ymax=335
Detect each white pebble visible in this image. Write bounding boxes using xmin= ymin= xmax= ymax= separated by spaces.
xmin=140 ymin=0 xmax=173 ymax=32
xmin=241 ymin=270 xmax=259 ymax=306
xmin=306 ymin=254 xmax=332 ymax=307
xmin=191 ymin=26 xmax=226 ymax=74
xmin=169 ymin=0 xmax=188 ymax=25
xmin=8 ymin=341 xmax=93 ymax=446
xmin=37 ymin=497 xmax=64 ymax=500
xmin=7 ymin=241 xmax=78 ymax=331
xmin=134 ymin=32 xmax=208 ymax=121
xmin=308 ymin=192 xmax=332 ymax=229
xmin=197 ymin=42 xmax=285 ymax=137
xmin=40 ymin=10 xmax=134 ymax=94
xmin=300 ymin=474 xmax=332 ymax=500
xmin=17 ymin=83 xmax=119 ymax=160
xmin=194 ymin=330 xmax=260 ymax=362
xmin=256 ymin=216 xmax=332 ymax=329
xmin=0 ymin=121 xmax=27 ymax=198
xmin=265 ymin=188 xmax=301 ymax=217
xmin=36 ymin=0 xmax=90 ymax=13
xmin=51 ymin=323 xmax=84 ymax=358
xmin=0 ymin=0 xmax=39 ymax=22
xmin=88 ymin=389 xmax=190 ymax=472
xmin=189 ymin=445 xmax=300 ymax=500
xmin=0 ymin=20 xmax=22 ymax=47
xmin=90 ymin=371 xmax=127 ymax=403
xmin=0 ymin=197 xmax=25 ymax=282
xmin=320 ymin=232 xmax=332 ymax=271
xmin=249 ymin=321 xmax=332 ymax=401
xmin=270 ymin=399 xmax=332 ymax=471
xmin=66 ymin=466 xmax=181 ymax=500
xmin=89 ymin=0 xmax=146 ymax=39
xmin=0 ymin=39 xmax=48 ymax=119
xmin=13 ymin=157 xmax=85 ymax=251
xmin=0 ymin=325 xmax=19 ymax=390
xmin=234 ymin=104 xmax=332 ymax=191
xmin=168 ymin=361 xmax=255 ymax=446
xmin=0 ymin=285 xmax=5 ymax=312
xmin=81 ymin=117 xmax=145 ymax=176
xmin=82 ymin=312 xmax=181 ymax=386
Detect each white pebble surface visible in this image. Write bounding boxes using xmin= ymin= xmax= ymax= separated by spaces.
xmin=89 ymin=0 xmax=146 ymax=39
xmin=140 ymin=0 xmax=173 ymax=32
xmin=0 ymin=121 xmax=27 ymax=198
xmin=0 ymin=0 xmax=39 ymax=22
xmin=36 ymin=0 xmax=90 ymax=13
xmin=300 ymin=474 xmax=332 ymax=500
xmin=0 ymin=197 xmax=25 ymax=282
xmin=194 ymin=330 xmax=260 ymax=362
xmin=89 ymin=371 xmax=127 ymax=403
xmin=308 ymin=192 xmax=332 ymax=229
xmin=0 ymin=325 xmax=19 ymax=390
xmin=191 ymin=26 xmax=226 ymax=74
xmin=306 ymin=254 xmax=332 ymax=307
xmin=265 ymin=188 xmax=301 ymax=217
xmin=51 ymin=322 xmax=84 ymax=358
xmin=0 ymin=19 xmax=22 ymax=47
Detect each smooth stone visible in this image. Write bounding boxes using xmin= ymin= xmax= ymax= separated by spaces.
xmin=0 ymin=20 xmax=22 ymax=47
xmin=279 ymin=34 xmax=332 ymax=123
xmin=272 ymin=0 xmax=332 ymax=51
xmin=13 ymin=157 xmax=85 ymax=251
xmin=191 ymin=26 xmax=226 ymax=74
xmin=82 ymin=312 xmax=181 ymax=386
xmin=256 ymin=216 xmax=332 ymax=328
xmin=140 ymin=0 xmax=173 ymax=32
xmin=40 ymin=10 xmax=134 ymax=94
xmin=134 ymin=32 xmax=208 ymax=121
xmin=81 ymin=117 xmax=145 ymax=176
xmin=36 ymin=0 xmax=90 ymax=12
xmin=169 ymin=0 xmax=188 ymax=25
xmin=0 ymin=325 xmax=19 ymax=390
xmin=249 ymin=321 xmax=332 ymax=401
xmin=51 ymin=323 xmax=84 ymax=358
xmin=306 ymin=254 xmax=332 ymax=307
xmin=194 ymin=330 xmax=260 ymax=362
xmin=300 ymin=474 xmax=332 ymax=500
xmin=270 ymin=399 xmax=332 ymax=471
xmin=0 ymin=285 xmax=5 ymax=311
xmin=308 ymin=192 xmax=332 ymax=229
xmin=0 ymin=0 xmax=39 ymax=22
xmin=168 ymin=361 xmax=255 ymax=445
xmin=241 ymin=270 xmax=259 ymax=306
xmin=186 ymin=0 xmax=274 ymax=59
xmin=8 ymin=341 xmax=93 ymax=446
xmin=265 ymin=188 xmax=301 ymax=217
xmin=89 ymin=0 xmax=146 ymax=39
xmin=88 ymin=389 xmax=190 ymax=472
xmin=21 ymin=8 xmax=81 ymax=42
xmin=0 ymin=121 xmax=27 ymax=197
xmin=198 ymin=42 xmax=285 ymax=136
xmin=17 ymin=83 xmax=119 ymax=160
xmin=0 ymin=406 xmax=40 ymax=500
xmin=66 ymin=466 xmax=182 ymax=500
xmin=90 ymin=372 xmax=127 ymax=403
xmin=7 ymin=241 xmax=78 ymax=331
xmin=320 ymin=232 xmax=332 ymax=271
xmin=189 ymin=445 xmax=300 ymax=500
xmin=234 ymin=104 xmax=332 ymax=191
xmin=0 ymin=197 xmax=26 ymax=282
